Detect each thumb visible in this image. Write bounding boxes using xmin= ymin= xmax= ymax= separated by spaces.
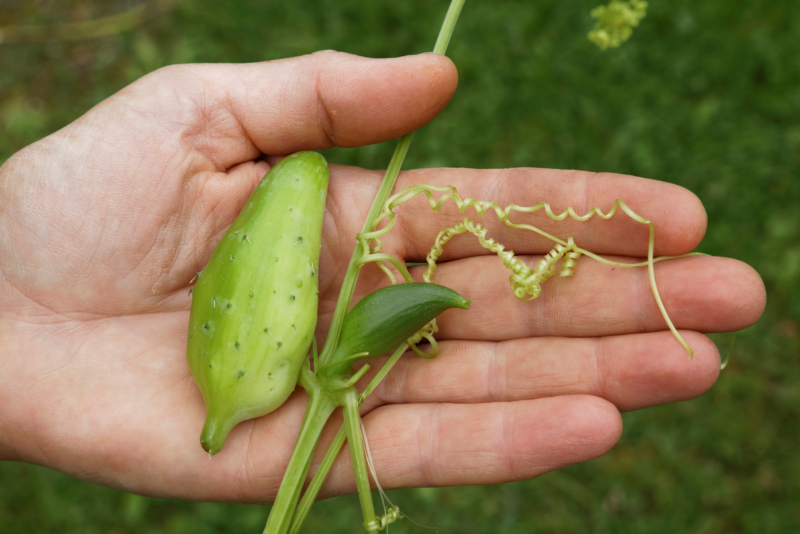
xmin=120 ymin=50 xmax=459 ymax=167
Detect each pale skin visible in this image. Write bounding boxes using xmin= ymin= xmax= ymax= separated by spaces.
xmin=0 ymin=51 xmax=766 ymax=503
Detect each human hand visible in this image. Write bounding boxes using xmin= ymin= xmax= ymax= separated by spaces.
xmin=0 ymin=51 xmax=765 ymax=502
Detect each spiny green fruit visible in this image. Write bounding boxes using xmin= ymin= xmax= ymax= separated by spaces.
xmin=320 ymin=283 xmax=470 ymax=379
xmin=187 ymin=152 xmax=329 ymax=456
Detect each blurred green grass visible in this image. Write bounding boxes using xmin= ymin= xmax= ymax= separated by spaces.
xmin=1 ymin=0 xmax=798 ymax=532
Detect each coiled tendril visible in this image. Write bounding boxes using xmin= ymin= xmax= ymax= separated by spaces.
xmin=362 ymin=506 xmax=401 ymax=533
xmin=355 ymin=184 xmax=701 ymax=357
xmin=424 ymin=217 xmax=582 ymax=301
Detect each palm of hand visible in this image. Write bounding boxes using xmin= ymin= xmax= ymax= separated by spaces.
xmin=0 ymin=52 xmax=764 ymax=503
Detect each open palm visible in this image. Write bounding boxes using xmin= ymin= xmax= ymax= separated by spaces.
xmin=0 ymin=51 xmax=764 ymax=503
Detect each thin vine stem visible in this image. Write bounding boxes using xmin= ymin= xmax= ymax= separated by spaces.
xmin=342 ymin=388 xmax=380 ymax=532
xmin=318 ymin=0 xmax=466 ymax=367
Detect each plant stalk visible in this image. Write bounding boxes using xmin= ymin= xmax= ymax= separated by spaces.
xmin=288 ymin=427 xmax=347 ymax=534
xmin=318 ymin=0 xmax=466 ymax=367
xmin=262 ymin=367 xmax=337 ymax=534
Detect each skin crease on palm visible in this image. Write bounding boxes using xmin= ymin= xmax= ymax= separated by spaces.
xmin=0 ymin=51 xmax=765 ymax=504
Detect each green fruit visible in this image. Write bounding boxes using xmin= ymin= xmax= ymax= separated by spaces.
xmin=187 ymin=152 xmax=329 ymax=455
xmin=320 ymin=283 xmax=470 ymax=379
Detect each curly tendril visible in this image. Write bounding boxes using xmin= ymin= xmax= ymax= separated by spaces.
xmin=405 ymin=319 xmax=439 ymax=359
xmin=362 ymin=507 xmax=401 ymax=533
xmin=355 ymin=184 xmax=701 ymax=357
xmin=423 ymin=217 xmax=582 ymax=301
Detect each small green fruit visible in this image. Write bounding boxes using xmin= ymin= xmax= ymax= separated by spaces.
xmin=321 ymin=283 xmax=470 ymax=379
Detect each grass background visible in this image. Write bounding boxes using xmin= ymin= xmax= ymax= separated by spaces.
xmin=1 ymin=0 xmax=798 ymax=532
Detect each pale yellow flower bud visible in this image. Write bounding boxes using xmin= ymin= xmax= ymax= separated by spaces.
xmin=588 ymin=0 xmax=648 ymax=50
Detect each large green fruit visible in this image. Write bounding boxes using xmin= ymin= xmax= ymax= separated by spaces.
xmin=187 ymin=152 xmax=328 ymax=455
